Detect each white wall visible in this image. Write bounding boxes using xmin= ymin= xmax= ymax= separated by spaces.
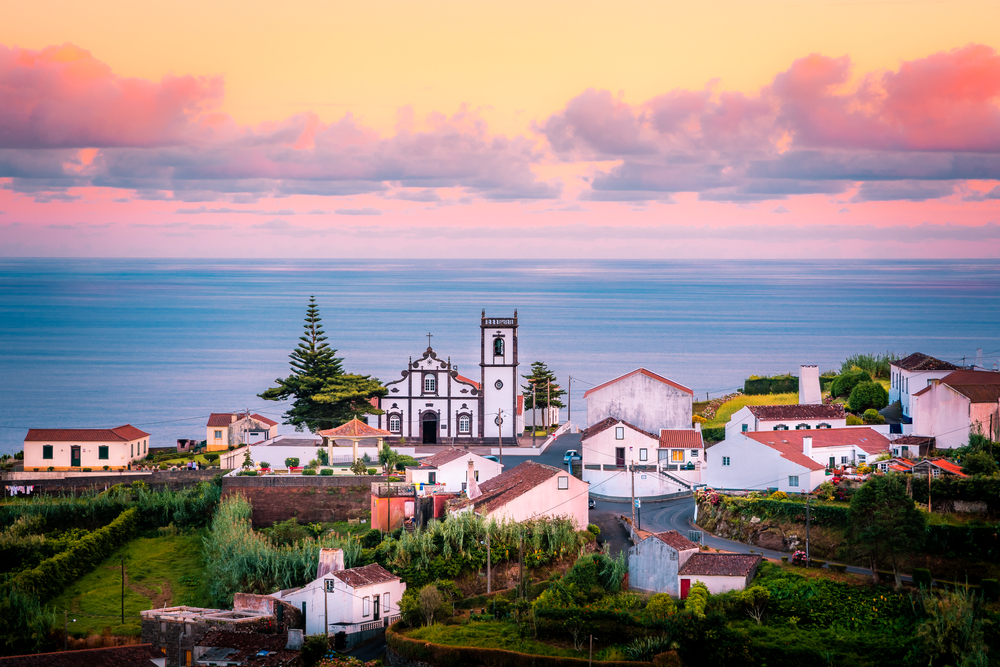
xmin=24 ymin=437 xmax=146 ymax=470
xmin=724 ymin=406 xmax=848 ymax=439
xmin=585 ymin=372 xmax=692 ymax=432
xmin=486 ymin=472 xmax=589 ymax=529
xmin=275 ymin=576 xmax=405 ymax=636
xmin=405 ymin=453 xmax=503 ymax=494
xmin=892 ymin=366 xmax=954 ymax=418
xmin=680 ymin=574 xmax=750 ymax=595
xmin=705 ymin=435 xmax=826 ymax=492
xmin=912 ymin=384 xmax=973 ymax=449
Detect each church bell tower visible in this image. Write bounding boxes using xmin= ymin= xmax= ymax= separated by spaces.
xmin=480 ymin=309 xmax=518 ymax=443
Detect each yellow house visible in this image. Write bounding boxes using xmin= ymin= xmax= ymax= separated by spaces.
xmin=23 ymin=425 xmax=150 ymax=471
xmin=206 ymin=413 xmax=278 ymax=451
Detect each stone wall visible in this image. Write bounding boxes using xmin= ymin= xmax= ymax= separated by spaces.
xmin=3 ymin=469 xmax=222 ymax=496
xmin=222 ymin=475 xmax=374 ymax=528
xmin=234 ymin=593 xmax=304 ymax=628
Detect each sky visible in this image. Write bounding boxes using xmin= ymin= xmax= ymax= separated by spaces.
xmin=2 ymin=0 xmax=1000 ymax=258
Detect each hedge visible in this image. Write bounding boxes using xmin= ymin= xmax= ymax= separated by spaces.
xmin=911 ymin=476 xmax=1000 ymax=511
xmin=744 ymin=376 xmax=798 ymax=395
xmin=11 ymin=508 xmax=138 ymax=601
xmin=702 ymin=427 xmax=725 ymax=443
xmin=387 ymin=621 xmax=652 ymax=667
xmin=923 ymin=524 xmax=1000 ymax=561
xmin=722 ymin=497 xmax=851 ymax=527
xmin=911 ymin=568 xmax=932 ymax=589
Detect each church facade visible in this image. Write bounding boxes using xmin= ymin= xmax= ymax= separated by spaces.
xmin=369 ymin=310 xmax=521 ymax=445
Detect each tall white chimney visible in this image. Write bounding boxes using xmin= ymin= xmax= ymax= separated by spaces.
xmin=802 ymin=436 xmax=813 ymax=460
xmin=467 ymin=459 xmax=481 ymax=499
xmin=799 ymin=365 xmax=821 ymax=405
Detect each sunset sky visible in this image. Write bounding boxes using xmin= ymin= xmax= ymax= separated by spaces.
xmin=2 ymin=0 xmax=1000 ymax=258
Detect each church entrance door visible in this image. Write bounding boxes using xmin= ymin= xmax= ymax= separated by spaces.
xmin=422 ymin=414 xmax=438 ymax=444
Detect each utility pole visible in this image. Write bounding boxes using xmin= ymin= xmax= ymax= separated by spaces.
xmin=121 ymin=554 xmax=125 ymax=625
xmin=568 ymin=376 xmax=572 ymax=427
xmin=64 ymin=611 xmax=68 ymax=651
xmin=928 ymin=470 xmax=932 ymax=512
xmin=532 ymin=385 xmax=537 ymax=448
xmin=519 ymin=530 xmax=525 ymax=601
xmin=589 ymin=635 xmax=593 ymax=667
xmin=630 ymin=461 xmax=636 ymax=530
xmin=498 ymin=409 xmax=503 ymax=467
xmin=805 ymin=495 xmax=811 ymax=562
xmin=486 ymin=531 xmax=491 ymax=595
xmin=547 ymin=379 xmax=551 ymax=431
xmin=324 ymin=580 xmax=329 ymax=641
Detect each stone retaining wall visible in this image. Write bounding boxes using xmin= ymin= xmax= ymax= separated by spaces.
xmin=222 ymin=475 xmax=374 ymax=527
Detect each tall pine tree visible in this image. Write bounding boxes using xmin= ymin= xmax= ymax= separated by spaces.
xmin=260 ymin=297 xmax=385 ymax=432
xmin=521 ymin=361 xmax=566 ymax=429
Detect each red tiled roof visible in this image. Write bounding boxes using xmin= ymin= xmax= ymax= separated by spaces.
xmin=581 ymin=417 xmax=658 ymax=442
xmin=455 ymin=374 xmax=481 ymax=390
xmin=207 ymin=413 xmax=278 ymax=427
xmin=24 ymin=425 xmax=150 ymax=442
xmin=318 ymin=418 xmax=392 ymax=438
xmin=331 ymin=563 xmax=399 ymax=588
xmin=944 ymin=383 xmax=1000 ymax=404
xmin=0 ymin=644 xmax=162 ymax=667
xmin=928 ymin=458 xmax=967 ymax=477
xmin=197 ymin=631 xmax=300 ymax=666
xmin=893 ymin=353 xmax=958 ymax=372
xmin=746 ymin=404 xmax=846 ymax=421
xmin=912 ymin=386 xmax=932 ymax=397
xmin=659 ymin=429 xmax=704 ymax=449
xmin=745 ymin=427 xmax=889 ymax=461
xmin=893 ymin=436 xmax=934 ymax=447
xmin=465 ymin=460 xmax=562 ymax=515
xmin=583 ymin=368 xmax=693 ymax=398
xmin=651 ymin=530 xmax=699 ymax=551
xmin=678 ymin=553 xmax=761 ymax=577
xmin=419 ymin=448 xmax=472 ymax=468
xmin=888 ymin=464 xmax=910 ymax=472
xmin=741 ymin=432 xmax=825 ymax=471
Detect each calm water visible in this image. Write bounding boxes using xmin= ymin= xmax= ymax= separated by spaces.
xmin=1 ymin=259 xmax=999 ymax=456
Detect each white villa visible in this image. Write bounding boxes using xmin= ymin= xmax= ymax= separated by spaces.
xmin=724 ymin=404 xmax=848 ymax=439
xmin=404 ymin=447 xmax=503 ymax=494
xmin=23 ymin=425 xmax=150 ymax=471
xmin=911 ymin=369 xmax=1000 ymax=448
xmin=890 ymin=353 xmax=959 ymax=419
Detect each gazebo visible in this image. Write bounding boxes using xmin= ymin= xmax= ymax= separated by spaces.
xmin=317 ymin=418 xmax=392 ymax=467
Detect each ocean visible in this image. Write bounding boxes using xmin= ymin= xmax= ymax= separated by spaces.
xmin=1 ymin=258 xmax=999 ymax=456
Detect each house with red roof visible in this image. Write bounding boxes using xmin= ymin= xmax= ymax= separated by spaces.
xmin=23 ymin=425 xmax=151 ymax=471
xmin=583 ymin=368 xmax=693 ymax=435
xmin=911 ymin=457 xmax=968 ymax=479
xmin=890 ymin=353 xmax=959 ymax=418
xmin=628 ymin=530 xmax=700 ymax=597
xmin=206 ymin=412 xmax=278 ymax=451
xmin=911 ymin=369 xmax=1000 ymax=448
xmin=706 ymin=428 xmax=889 ymax=492
xmin=724 ymin=403 xmax=847 ymax=439
xmin=404 ymin=447 xmax=502 ymax=494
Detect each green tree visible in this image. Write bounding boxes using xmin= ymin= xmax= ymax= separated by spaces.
xmin=378 ymin=441 xmax=399 ymax=476
xmin=350 ymin=458 xmax=368 ymax=476
xmin=521 ymin=361 xmax=566 ymax=429
xmin=848 ymin=475 xmax=926 ymax=583
xmin=260 ymin=297 xmax=385 ymax=432
xmin=830 ymin=368 xmax=870 ymax=398
xmin=961 ymin=451 xmax=999 ymax=477
xmin=847 ymin=381 xmax=889 ymax=412
xmin=914 ymin=587 xmax=989 ymax=667
xmin=0 ymin=588 xmax=52 ymax=655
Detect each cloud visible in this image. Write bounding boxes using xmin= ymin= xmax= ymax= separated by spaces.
xmin=851 ymin=180 xmax=957 ymax=202
xmin=335 ymin=207 xmax=382 ymax=216
xmin=772 ymin=205 xmax=790 ymax=213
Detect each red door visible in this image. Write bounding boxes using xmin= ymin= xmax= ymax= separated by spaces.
xmin=680 ymin=579 xmax=691 ymax=599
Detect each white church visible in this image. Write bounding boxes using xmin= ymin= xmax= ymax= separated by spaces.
xmin=368 ymin=310 xmax=524 ymax=445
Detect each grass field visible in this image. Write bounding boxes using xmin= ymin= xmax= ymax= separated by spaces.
xmin=406 ymin=620 xmax=587 ymax=659
xmin=707 ymin=392 xmax=799 ymax=427
xmin=49 ymin=530 xmax=211 ymax=637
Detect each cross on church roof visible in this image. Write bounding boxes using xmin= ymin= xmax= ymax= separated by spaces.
xmin=426 ymin=332 xmax=433 ymax=347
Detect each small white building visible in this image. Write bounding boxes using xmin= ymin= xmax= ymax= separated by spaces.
xmin=724 ymin=404 xmax=847 ymax=440
xmin=890 ymin=353 xmax=959 ymax=419
xmin=706 ymin=428 xmax=889 ymax=492
xmin=581 ymin=418 xmax=703 ymax=498
xmin=678 ymin=554 xmax=762 ymax=597
xmin=911 ymin=370 xmax=1000 ymax=449
xmin=405 ymin=448 xmax=503 ymax=494
xmin=23 ymin=425 xmax=150 ymax=471
xmin=450 ymin=460 xmax=590 ymax=529
xmin=628 ymin=530 xmax=699 ymax=597
xmin=583 ymin=368 xmax=693 ymax=433
xmin=270 ymin=553 xmax=404 ymax=643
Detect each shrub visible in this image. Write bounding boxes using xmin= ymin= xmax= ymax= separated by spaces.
xmin=686 ymin=582 xmax=709 ymax=617
xmin=769 ymin=491 xmax=788 ymax=501
xmin=303 ymin=468 xmax=317 ymax=476
xmin=744 ymin=375 xmax=798 ymax=395
xmin=587 ymin=524 xmax=601 ymax=536
xmin=159 ymin=463 xmax=168 ymax=470
xmin=300 ymin=633 xmax=330 ymax=666
xmin=701 ymin=427 xmax=725 ymax=442
xmin=830 ymin=369 xmax=870 ymax=398
xmin=912 ymin=568 xmax=932 ymax=589
xmin=418 ymin=584 xmax=443 ymax=626
xmin=961 ymin=451 xmax=999 ymax=477
xmin=840 ymin=353 xmax=898 ymax=379
xmin=981 ymin=579 xmax=999 ymax=602
xmin=320 ymin=469 xmax=334 ymax=476
xmin=624 ymin=635 xmax=674 ymax=661
xmin=367 ymin=469 xmax=377 ymax=475
xmin=204 ymin=453 xmax=220 ymax=463
xmin=848 ymin=381 xmax=889 ymax=412
xmin=644 ymin=593 xmax=677 ymax=620
xmin=259 ymin=461 xmax=271 ymax=469
xmin=862 ymin=409 xmax=886 ymax=425
xmin=846 ymin=414 xmax=863 ymax=426
xmin=692 ymin=415 xmax=707 ymax=424
xmin=285 ymin=457 xmax=300 ymax=468
xmin=82 ymin=468 xmax=92 ymax=472
xmin=46 ymin=467 xmax=54 ymax=472
xmin=361 ymin=529 xmax=382 ymax=548
xmin=102 ymin=465 xmax=109 ymax=471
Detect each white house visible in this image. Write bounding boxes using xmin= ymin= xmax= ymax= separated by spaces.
xmin=404 ymin=448 xmax=503 ymax=494
xmin=23 ymin=425 xmax=150 ymax=471
xmin=450 ymin=460 xmax=590 ymax=529
xmin=583 ymin=368 xmax=693 ymax=433
xmin=270 ymin=554 xmax=404 ymax=642
xmin=724 ymin=404 xmax=847 ymax=439
xmin=206 ymin=412 xmax=278 ymax=451
xmin=581 ymin=417 xmax=703 ymax=498
xmin=678 ymin=554 xmax=762 ymax=597
xmin=628 ymin=530 xmax=699 ymax=597
xmin=911 ymin=369 xmax=1000 ymax=448
xmin=890 ymin=353 xmax=959 ymax=418
xmin=706 ymin=428 xmax=889 ymax=492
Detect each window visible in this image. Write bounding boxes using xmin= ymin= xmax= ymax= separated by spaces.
xmin=325 ymin=579 xmax=335 ymax=592
xmin=428 ymin=472 xmax=436 ymax=484
xmin=722 ymin=456 xmax=731 ymax=466
xmin=901 ymin=445 xmax=909 ymax=453
xmin=493 ymin=337 xmax=504 ymax=356
xmin=773 ymin=424 xmax=789 ymax=431
xmin=43 ymin=445 xmax=53 ymax=460
xmin=384 ymin=592 xmax=390 ymax=612
xmin=741 ymin=423 xmax=748 ymax=433
xmin=841 ymin=456 xmax=848 ymax=464
xmin=214 ymin=430 xmax=223 ymax=439
xmin=671 ymin=450 xmax=684 ymax=462
xmin=458 ymin=414 xmax=471 ymax=434
xmin=558 ymin=476 xmax=569 ymax=490
xmin=424 ymin=375 xmax=436 ymax=393
xmin=829 ymin=456 xmax=835 ymax=467
xmin=143 ymin=440 xmax=147 ymax=453
xmin=615 ymin=426 xmax=624 ymax=440
xmin=363 ymin=597 xmax=370 ymax=616
xmin=99 ymin=446 xmax=109 ymax=460
xmin=131 ymin=443 xmax=134 ymax=457
xmin=788 ymin=475 xmax=799 ymax=487
xmin=858 ymin=454 xmax=867 ymax=462
xmin=817 ymin=423 xmax=831 ymax=429
xmin=389 ymin=414 xmax=401 ymax=433
xmin=690 ymin=450 xmax=699 ymax=457
xmin=795 ymin=424 xmax=811 ymax=430
xmin=639 ymin=448 xmax=648 ymax=462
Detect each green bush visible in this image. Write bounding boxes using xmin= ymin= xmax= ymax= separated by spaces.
xmin=862 ymin=409 xmax=886 ymax=425
xmin=912 ymin=568 xmax=932 ymax=589
xmin=846 ymin=414 xmax=863 ymax=426
xmin=701 ymin=427 xmax=725 ymax=442
xmin=830 ymin=369 xmax=870 ymax=398
xmin=981 ymin=579 xmax=999 ymax=602
xmin=587 ymin=524 xmax=600 ymax=536
xmin=158 ymin=463 xmax=168 ymax=470
xmin=848 ymin=381 xmax=889 ymax=412
xmin=320 ymin=468 xmax=334 ymax=476
xmin=685 ymin=582 xmax=709 ymax=618
xmin=361 ymin=529 xmax=383 ymax=548
xmin=744 ymin=375 xmax=798 ymax=395
xmin=284 ymin=457 xmax=300 ymax=468
xmin=302 ymin=468 xmax=317 ymax=476
xmin=367 ymin=468 xmax=377 ymax=475
xmin=961 ymin=451 xmax=999 ymax=477
xmin=840 ymin=353 xmax=898 ymax=379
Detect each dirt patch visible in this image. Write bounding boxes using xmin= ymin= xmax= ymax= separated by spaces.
xmin=107 ymin=566 xmax=174 ymax=609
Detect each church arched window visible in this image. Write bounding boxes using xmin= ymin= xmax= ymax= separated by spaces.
xmin=458 ymin=414 xmax=471 ymax=434
xmin=389 ymin=414 xmax=401 ymax=433
xmin=493 ymin=337 xmax=504 ymax=357
xmin=423 ymin=375 xmax=436 ymax=393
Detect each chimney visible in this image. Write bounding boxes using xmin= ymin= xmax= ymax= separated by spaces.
xmin=694 ymin=422 xmax=702 ymax=433
xmin=286 ymin=628 xmax=303 ymax=650
xmin=803 ymin=436 xmax=813 ymax=459
xmin=467 ymin=459 xmax=481 ymax=499
xmin=231 ymin=414 xmax=237 ymax=423
xmin=977 ymin=348 xmax=983 ymax=369
xmin=798 ymin=365 xmax=821 ymax=405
